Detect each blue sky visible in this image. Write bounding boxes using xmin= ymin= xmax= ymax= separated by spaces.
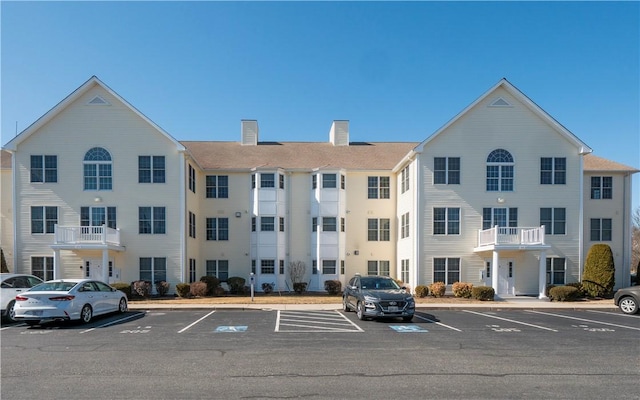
xmin=1 ymin=1 xmax=638 ymax=209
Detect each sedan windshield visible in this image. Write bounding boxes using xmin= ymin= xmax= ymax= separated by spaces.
xmin=30 ymin=282 xmax=78 ymax=292
xmin=360 ymin=278 xmax=399 ymax=290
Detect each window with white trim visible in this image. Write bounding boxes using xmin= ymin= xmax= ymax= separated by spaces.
xmin=591 ymin=176 xmax=612 ymax=199
xmin=261 ymin=259 xmax=275 ymax=274
xmin=84 ymin=147 xmax=112 ymax=190
xmin=322 ymin=260 xmax=337 ymax=274
xmin=206 ymin=260 xmax=229 ymax=282
xmin=433 ymin=207 xmax=460 ymax=235
xmin=139 ymin=207 xmax=166 ymax=234
xmin=31 ymin=206 xmax=57 ymax=234
xmin=322 ymin=173 xmax=337 ymax=188
xmin=367 ymin=260 xmax=390 ymax=276
xmin=189 ymin=259 xmax=196 ymax=283
xmin=139 ymin=257 xmax=167 ymax=283
xmin=139 ymin=156 xmax=165 ymax=183
xmin=401 ymin=259 xmax=409 ymax=284
xmin=30 ymin=155 xmax=57 ymax=183
xmin=367 ymin=218 xmax=390 ymax=241
xmin=540 ymin=157 xmax=565 ymax=185
xmin=434 ymin=157 xmax=460 ymax=184
xmin=486 ymin=149 xmax=514 ymax=191
xmin=82 ymin=206 xmax=117 ymax=229
xmin=188 ymin=164 xmax=196 ymax=193
xmin=32 ymin=256 xmax=54 ymax=281
xmin=261 ymin=173 xmax=275 ymax=188
xmin=401 ymin=212 xmax=410 ymax=239
xmin=482 ymin=208 xmax=518 ymax=230
xmin=590 ymin=218 xmax=612 ymax=241
xmin=261 ymin=217 xmax=275 ymax=231
xmin=323 ymin=217 xmax=337 ymax=232
xmin=540 ymin=208 xmax=566 ymax=235
xmin=401 ymin=166 xmax=410 ymax=193
xmin=206 ymin=218 xmax=229 ymax=240
xmin=206 ymin=175 xmax=228 ymax=198
xmin=433 ymin=258 xmax=460 ymax=284
xmin=368 ymin=176 xmax=390 ymax=199
xmin=188 ymin=211 xmax=196 ymax=238
xmin=546 ymin=257 xmax=565 ymax=285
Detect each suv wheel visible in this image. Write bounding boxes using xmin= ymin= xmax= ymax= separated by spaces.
xmin=356 ymin=302 xmax=367 ymax=321
xmin=342 ymin=298 xmax=350 ymax=312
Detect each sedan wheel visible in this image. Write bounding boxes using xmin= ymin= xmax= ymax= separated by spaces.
xmin=81 ymin=305 xmax=93 ymax=324
xmin=6 ymin=300 xmax=17 ymax=323
xmin=356 ymin=302 xmax=367 ymax=321
xmin=619 ymin=296 xmax=639 ymax=315
xmin=118 ymin=298 xmax=128 ymax=313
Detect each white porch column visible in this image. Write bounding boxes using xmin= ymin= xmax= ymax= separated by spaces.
xmin=102 ymin=250 xmax=109 ymax=283
xmin=491 ymin=251 xmax=499 ymax=296
xmin=538 ymin=250 xmax=548 ymax=299
xmin=53 ymin=249 xmax=61 ymax=279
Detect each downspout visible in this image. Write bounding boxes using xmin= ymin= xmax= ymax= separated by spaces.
xmin=578 ymin=156 xmax=585 ymax=283
xmin=179 ymin=151 xmax=186 ymax=284
xmin=413 ymin=157 xmax=420 ymax=289
xmin=11 ymin=152 xmax=18 ymax=272
xmin=621 ymin=172 xmax=629 ymax=288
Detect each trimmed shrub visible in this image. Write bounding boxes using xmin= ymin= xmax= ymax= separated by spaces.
xmin=582 ymin=244 xmax=615 ymax=298
xmin=227 ymin=277 xmax=246 ymax=294
xmin=132 ymin=280 xmax=152 ymax=298
xmin=200 ymin=276 xmax=221 ymax=296
xmin=452 ymin=282 xmax=473 ymax=298
xmin=549 ymin=286 xmax=580 ymax=302
xmin=111 ymin=282 xmax=132 ymax=298
xmin=472 ymin=286 xmax=495 ymax=301
xmin=414 ymin=285 xmax=429 ymax=298
xmin=293 ymin=282 xmax=307 ymax=294
xmin=156 ymin=281 xmax=170 ymax=297
xmin=324 ymin=280 xmax=342 ymax=295
xmin=262 ymin=282 xmax=274 ymax=294
xmin=214 ymin=286 xmax=226 ymax=296
xmin=565 ymin=282 xmax=585 ymax=298
xmin=429 ymin=282 xmax=446 ymax=298
xmin=545 ymin=284 xmax=556 ymax=298
xmin=190 ymin=281 xmax=208 ymax=297
xmin=175 ymin=283 xmax=191 ymax=298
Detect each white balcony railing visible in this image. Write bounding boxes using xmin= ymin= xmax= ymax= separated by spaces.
xmin=54 ymin=225 xmax=121 ymax=246
xmin=477 ymin=225 xmax=545 ymax=248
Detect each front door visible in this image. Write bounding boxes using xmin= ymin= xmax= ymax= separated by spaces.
xmin=83 ymin=259 xmax=117 ymax=283
xmin=497 ymin=260 xmax=514 ymax=295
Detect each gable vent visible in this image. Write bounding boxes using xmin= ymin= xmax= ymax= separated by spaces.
xmin=489 ymin=97 xmax=511 ymax=107
xmin=87 ymin=95 xmax=110 ymax=105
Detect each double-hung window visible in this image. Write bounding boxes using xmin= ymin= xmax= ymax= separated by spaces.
xmin=261 ymin=173 xmax=275 ymax=188
xmin=367 ymin=176 xmax=390 ymax=199
xmin=590 ymin=218 xmax=612 ymax=241
xmin=367 ymin=218 xmax=390 ymax=241
xmin=30 ymin=155 xmax=57 ymax=183
xmin=486 ymin=149 xmax=514 ymax=191
xmin=84 ymin=147 xmax=112 ymax=190
xmin=32 ymin=256 xmax=54 ymax=281
xmin=400 ymin=213 xmax=410 ymax=238
xmin=139 ymin=207 xmax=166 ymax=234
xmin=188 ymin=212 xmax=196 ymax=238
xmin=31 ymin=206 xmax=57 ymax=234
xmin=322 ymin=173 xmax=337 ymax=188
xmin=322 ymin=260 xmax=337 ymax=274
xmin=483 ymin=208 xmax=518 ymax=230
xmin=433 ymin=258 xmax=460 ymax=284
xmin=322 ymin=217 xmax=337 ymax=232
xmin=261 ymin=260 xmax=275 ymax=274
xmin=139 ymin=257 xmax=167 ymax=283
xmin=540 ymin=208 xmax=566 ymax=235
xmin=206 ymin=260 xmax=229 ymax=282
xmin=188 ymin=164 xmax=196 ymax=193
xmin=206 ymin=218 xmax=229 ymax=240
xmin=546 ymin=258 xmax=566 ymax=285
xmin=206 ymin=175 xmax=228 ymax=198
xmin=434 ymin=157 xmax=460 ymax=184
xmin=138 ymin=156 xmax=165 ymax=183
xmin=433 ymin=208 xmax=460 ymax=235
xmin=591 ymin=177 xmax=612 ymax=199
xmin=367 ymin=260 xmax=390 ymax=276
xmin=401 ymin=167 xmax=410 ymax=193
xmin=261 ymin=217 xmax=275 ymax=231
xmin=81 ymin=206 xmax=117 ymax=229
xmin=540 ymin=157 xmax=566 ymax=184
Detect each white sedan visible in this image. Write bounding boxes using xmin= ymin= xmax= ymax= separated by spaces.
xmin=14 ymin=279 xmax=128 ymax=326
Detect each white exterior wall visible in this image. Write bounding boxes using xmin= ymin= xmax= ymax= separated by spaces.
xmin=416 ymin=87 xmax=583 ymax=294
xmin=11 ymin=85 xmax=184 ymax=288
xmin=583 ymin=171 xmax=634 ymax=289
xmin=0 ymin=166 xmax=14 ymax=272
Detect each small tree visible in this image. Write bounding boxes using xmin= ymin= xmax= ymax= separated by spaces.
xmin=288 ymin=261 xmax=306 ymax=285
xmin=0 ymin=248 xmax=8 ymax=273
xmin=582 ymin=244 xmax=615 ymax=297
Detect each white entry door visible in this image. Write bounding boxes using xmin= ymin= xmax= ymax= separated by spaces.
xmin=497 ymin=260 xmax=514 ymax=295
xmin=83 ymin=259 xmax=118 ymax=283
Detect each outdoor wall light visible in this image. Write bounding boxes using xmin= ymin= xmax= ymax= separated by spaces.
xmin=94 ymin=196 xmax=102 ymax=203
xmin=497 ymin=197 xmax=505 ymax=204
xmin=235 ymin=212 xmax=242 ymax=218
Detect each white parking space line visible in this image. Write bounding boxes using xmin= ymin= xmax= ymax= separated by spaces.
xmin=80 ymin=312 xmax=147 ymax=334
xmin=463 ymin=310 xmax=558 ymax=332
xmin=525 ymin=310 xmax=640 ymax=331
xmin=178 ymin=310 xmax=216 ymax=333
xmin=275 ymin=310 xmax=363 ymax=332
xmin=414 ymin=314 xmax=462 ymax=332
xmin=586 ymin=309 xmax=639 ymax=318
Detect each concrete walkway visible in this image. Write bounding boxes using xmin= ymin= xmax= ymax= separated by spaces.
xmin=128 ymin=298 xmax=619 ymax=312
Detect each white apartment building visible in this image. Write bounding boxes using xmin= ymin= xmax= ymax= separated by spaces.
xmin=1 ymin=76 xmax=636 ymax=297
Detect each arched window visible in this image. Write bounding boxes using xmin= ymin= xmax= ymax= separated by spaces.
xmin=486 ymin=149 xmax=514 ymax=191
xmin=83 ymin=147 xmax=112 ymax=190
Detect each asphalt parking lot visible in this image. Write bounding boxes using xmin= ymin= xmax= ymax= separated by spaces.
xmin=2 ymin=308 xmax=639 ymax=399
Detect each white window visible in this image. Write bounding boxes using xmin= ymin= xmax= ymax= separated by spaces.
xmin=401 ymin=259 xmax=409 ymax=284
xmin=139 ymin=257 xmax=167 ymax=283
xmin=261 ymin=217 xmax=275 ymax=231
xmin=486 ymin=149 xmax=514 ymax=192
xmin=261 ymin=259 xmax=275 ymax=274
xmin=434 ymin=157 xmax=460 ymax=184
xmin=81 ymin=206 xmax=117 ymax=229
xmin=32 ymin=256 xmax=54 ymax=281
xmin=367 ymin=260 xmax=390 ymax=276
xmin=139 ymin=207 xmax=166 ymax=234
xmin=323 ymin=217 xmax=337 ymax=232
xmin=540 ymin=208 xmax=566 ymax=235
xmin=84 ymin=147 xmax=112 ymax=190
xmin=189 ymin=259 xmax=196 ymax=283
xmin=261 ymin=173 xmax=275 ymax=188
xmin=401 ymin=166 xmax=410 ymax=193
xmin=206 ymin=260 xmax=229 ymax=282
xmin=367 ymin=218 xmax=390 ymax=241
xmin=139 ymin=156 xmax=165 ymax=183
xmin=483 ymin=208 xmax=518 ymax=230
xmin=591 ymin=176 xmax=612 ymax=199
xmin=30 ymin=155 xmax=57 ymax=183
xmin=188 ymin=164 xmax=196 ymax=193
xmin=590 ymin=218 xmax=612 ymax=241
xmin=433 ymin=208 xmax=460 ymax=235
xmin=206 ymin=218 xmax=229 ymax=240
xmin=546 ymin=257 xmax=565 ymax=285
xmin=433 ymin=258 xmax=460 ymax=284
xmin=322 ymin=173 xmax=337 ymax=188
xmin=368 ymin=176 xmax=390 ymax=199
xmin=540 ymin=157 xmax=565 ymax=185
xmin=206 ymin=175 xmax=228 ymax=198
xmin=188 ymin=211 xmax=196 ymax=238
xmin=322 ymin=260 xmax=337 ymax=274
xmin=401 ymin=213 xmax=410 ymax=239
xmin=31 ymin=206 xmax=57 ymax=234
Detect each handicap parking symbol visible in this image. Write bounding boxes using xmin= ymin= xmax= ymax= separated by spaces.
xmin=215 ymin=326 xmax=248 ymax=332
xmin=389 ymin=325 xmax=427 ymax=333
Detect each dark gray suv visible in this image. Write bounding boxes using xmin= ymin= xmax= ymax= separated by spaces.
xmin=343 ymin=275 xmax=415 ymax=321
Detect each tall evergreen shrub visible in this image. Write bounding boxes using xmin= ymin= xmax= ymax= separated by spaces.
xmin=582 ymin=244 xmax=615 ymax=297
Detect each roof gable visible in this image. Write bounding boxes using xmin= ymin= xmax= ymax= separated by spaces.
xmin=4 ymin=76 xmax=184 ymax=152
xmin=414 ymin=78 xmax=593 ymax=155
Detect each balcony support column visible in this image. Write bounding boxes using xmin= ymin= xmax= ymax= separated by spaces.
xmin=538 ymin=250 xmax=548 ymax=299
xmin=102 ymin=249 xmax=109 ymax=283
xmin=491 ymin=251 xmax=499 ymax=298
xmin=53 ymin=249 xmax=61 ymax=279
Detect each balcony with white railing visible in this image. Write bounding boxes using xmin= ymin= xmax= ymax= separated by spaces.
xmin=475 ymin=225 xmax=546 ymax=250
xmin=54 ymin=225 xmax=122 ymax=248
